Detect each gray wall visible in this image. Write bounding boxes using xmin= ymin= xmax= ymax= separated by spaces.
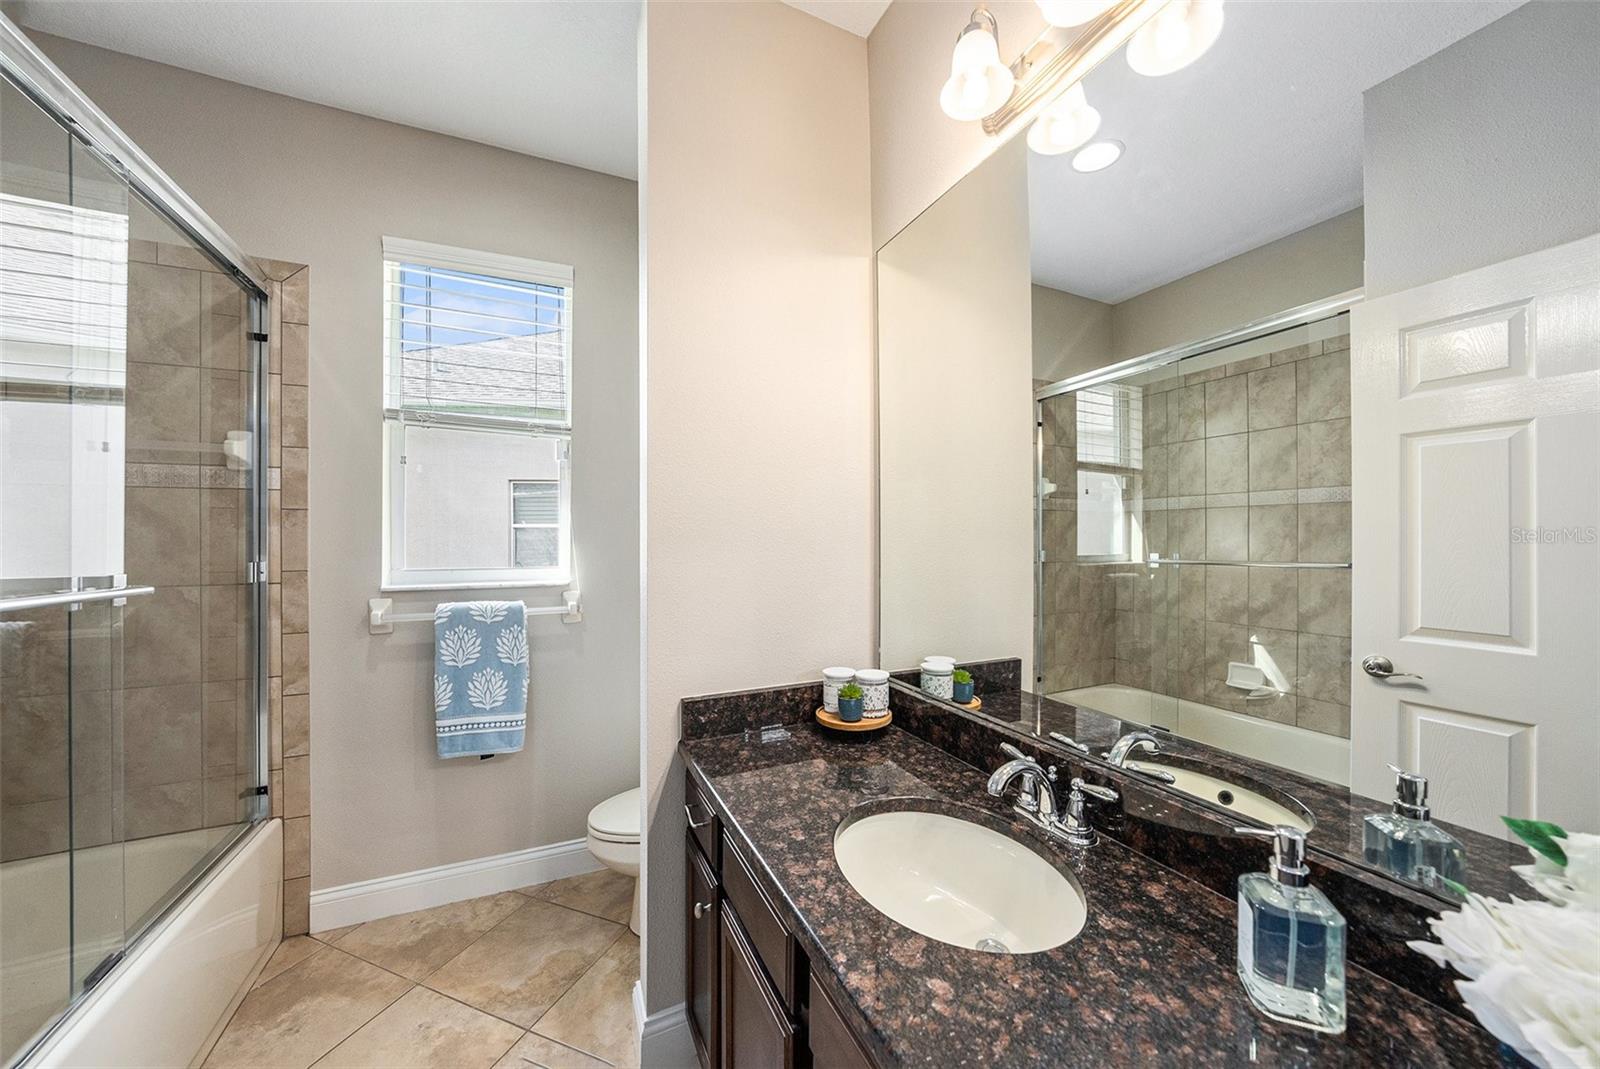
xmin=1363 ymin=1 xmax=1600 ymax=298
xmin=1032 ymin=284 xmax=1113 ymax=382
xmin=30 ymin=33 xmax=641 ymax=892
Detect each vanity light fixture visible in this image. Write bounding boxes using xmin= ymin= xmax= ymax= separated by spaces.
xmin=1025 ymin=82 xmax=1101 ymax=156
xmin=1036 ymin=0 xmax=1118 ymax=28
xmin=1126 ymin=0 xmax=1225 ymax=76
xmin=939 ymin=8 xmax=1016 ymax=121
xmin=1071 ymin=139 xmax=1124 ymax=172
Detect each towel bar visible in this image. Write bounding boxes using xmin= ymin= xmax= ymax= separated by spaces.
xmin=368 ymin=590 xmax=581 ymax=634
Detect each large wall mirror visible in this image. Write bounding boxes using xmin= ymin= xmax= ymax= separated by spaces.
xmin=877 ymin=0 xmax=1598 ymax=907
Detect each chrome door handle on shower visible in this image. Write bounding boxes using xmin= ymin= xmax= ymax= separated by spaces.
xmin=1362 ymin=655 xmax=1423 ymax=682
xmin=0 ymin=584 xmax=155 ymax=614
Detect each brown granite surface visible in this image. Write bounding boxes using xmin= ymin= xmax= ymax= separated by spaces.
xmin=681 ymin=720 xmax=1512 ymax=1069
xmin=914 ymin=684 xmax=1523 ymax=903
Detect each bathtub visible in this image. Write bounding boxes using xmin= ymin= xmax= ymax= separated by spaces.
xmin=18 ymin=819 xmax=281 ymax=1068
xmin=1053 ymin=683 xmax=1350 ymax=787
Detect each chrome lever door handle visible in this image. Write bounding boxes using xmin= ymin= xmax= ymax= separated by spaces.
xmin=1361 ymin=655 xmax=1423 ymax=682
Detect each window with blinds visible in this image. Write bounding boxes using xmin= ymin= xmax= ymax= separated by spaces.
xmin=1075 ymin=382 xmax=1143 ymax=469
xmin=381 ymin=237 xmax=574 ymax=589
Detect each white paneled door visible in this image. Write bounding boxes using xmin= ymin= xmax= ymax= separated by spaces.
xmin=1350 ymin=235 xmax=1600 ymax=838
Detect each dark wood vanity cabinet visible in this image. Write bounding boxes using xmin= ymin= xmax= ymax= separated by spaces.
xmin=720 ymin=908 xmax=796 ymax=1069
xmin=687 ymin=832 xmax=720 ymax=1069
xmin=686 ymin=769 xmax=875 ymax=1069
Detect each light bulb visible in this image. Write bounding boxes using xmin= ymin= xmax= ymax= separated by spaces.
xmin=1126 ymin=0 xmax=1224 ymax=76
xmin=939 ymin=11 xmax=1016 ymax=121
xmin=1035 ymin=0 xmax=1116 ymax=27
xmin=1071 ymin=139 xmax=1124 ymax=173
xmin=1026 ymin=83 xmax=1102 ymax=156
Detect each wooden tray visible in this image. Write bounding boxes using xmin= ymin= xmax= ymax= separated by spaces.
xmin=958 ymin=696 xmax=983 ymax=711
xmin=815 ymin=706 xmax=892 ymax=732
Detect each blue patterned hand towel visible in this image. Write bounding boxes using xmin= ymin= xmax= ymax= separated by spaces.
xmin=434 ymin=601 xmax=529 ymax=759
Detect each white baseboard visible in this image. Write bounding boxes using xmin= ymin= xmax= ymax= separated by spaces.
xmin=309 ymin=837 xmax=602 ymax=932
xmin=639 ymin=998 xmax=695 ymax=1068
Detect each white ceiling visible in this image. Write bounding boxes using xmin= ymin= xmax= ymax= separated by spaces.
xmin=10 ymin=0 xmax=641 ymax=180
xmin=781 ymin=0 xmax=892 ymax=37
xmin=1028 ymin=1 xmax=1523 ymax=303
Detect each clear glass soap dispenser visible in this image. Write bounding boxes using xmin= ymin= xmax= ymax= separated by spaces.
xmin=1362 ymin=764 xmax=1467 ymax=891
xmin=1235 ymin=825 xmax=1347 ymax=1034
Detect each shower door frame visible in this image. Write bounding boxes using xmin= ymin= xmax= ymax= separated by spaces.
xmin=1030 ymin=288 xmax=1364 ymax=689
xmin=1 ymin=13 xmax=272 ymax=1062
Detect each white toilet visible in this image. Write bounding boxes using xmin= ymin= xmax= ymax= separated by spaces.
xmin=585 ymin=787 xmax=642 ymax=935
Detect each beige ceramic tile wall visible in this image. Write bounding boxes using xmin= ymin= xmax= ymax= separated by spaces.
xmin=1037 ymin=390 xmax=1118 ymax=694
xmin=1126 ymin=333 xmax=1353 ymax=737
xmin=256 ymin=255 xmax=312 ymax=935
xmin=0 ymin=246 xmax=313 ymax=936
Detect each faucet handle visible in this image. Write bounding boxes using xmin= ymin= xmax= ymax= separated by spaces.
xmin=1000 ymin=742 xmax=1030 ymax=762
xmin=1048 ymin=731 xmax=1088 ymax=752
xmin=1070 ymin=778 xmax=1119 ymax=803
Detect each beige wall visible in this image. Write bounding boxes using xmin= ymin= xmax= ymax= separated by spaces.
xmin=1363 ymin=1 xmax=1600 ymax=298
xmin=879 ymin=135 xmax=1035 ymax=679
xmin=1108 ymin=208 xmax=1363 ymax=362
xmin=32 ymin=33 xmax=641 ymax=894
xmin=868 ymin=0 xmax=1045 ymax=248
xmin=1033 ymin=284 xmax=1114 ymax=382
xmin=639 ymin=0 xmax=873 ymax=1030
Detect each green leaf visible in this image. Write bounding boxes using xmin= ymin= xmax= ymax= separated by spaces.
xmin=1501 ymin=817 xmax=1568 ymax=867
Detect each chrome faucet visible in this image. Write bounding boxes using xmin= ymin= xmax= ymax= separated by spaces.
xmin=1103 ymin=731 xmax=1176 ymax=784
xmin=1105 ymin=730 xmax=1161 ymax=765
xmin=986 ymin=743 xmax=1059 ymax=823
xmin=986 ymin=745 xmax=1119 ymax=847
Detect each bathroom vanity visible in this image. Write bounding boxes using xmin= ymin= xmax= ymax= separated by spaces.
xmin=678 ymin=682 xmax=1510 ymax=1069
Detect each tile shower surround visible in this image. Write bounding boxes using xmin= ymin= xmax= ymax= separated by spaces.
xmin=1039 ymin=333 xmax=1355 ymax=738
xmin=0 ymin=246 xmax=313 ymax=937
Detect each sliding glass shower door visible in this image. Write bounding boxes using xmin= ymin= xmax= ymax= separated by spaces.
xmin=0 ymin=67 xmax=266 ymax=1064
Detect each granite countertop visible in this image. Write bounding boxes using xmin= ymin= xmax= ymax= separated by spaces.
xmin=681 ymin=721 xmax=1508 ymax=1069
xmin=966 ymin=687 xmax=1522 ymax=902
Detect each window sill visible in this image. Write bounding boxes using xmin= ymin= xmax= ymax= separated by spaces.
xmin=380 ymin=577 xmax=573 ymax=594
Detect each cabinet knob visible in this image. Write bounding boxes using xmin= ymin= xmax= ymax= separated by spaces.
xmin=693 ymin=900 xmax=713 ymax=919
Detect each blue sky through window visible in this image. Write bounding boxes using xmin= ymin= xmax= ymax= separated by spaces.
xmin=396 ymin=263 xmax=564 ymax=352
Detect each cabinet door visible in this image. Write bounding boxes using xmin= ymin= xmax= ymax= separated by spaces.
xmin=687 ymin=835 xmax=719 ymax=1069
xmin=719 ymin=908 xmax=795 ymax=1069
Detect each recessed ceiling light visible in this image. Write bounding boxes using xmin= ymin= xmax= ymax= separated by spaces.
xmin=1072 ymin=139 xmax=1123 ymax=173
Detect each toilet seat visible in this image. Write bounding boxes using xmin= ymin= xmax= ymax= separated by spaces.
xmin=587 ymin=787 xmax=641 ymax=845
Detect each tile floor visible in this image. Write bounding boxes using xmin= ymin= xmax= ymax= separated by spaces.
xmin=205 ymin=869 xmax=638 ymax=1069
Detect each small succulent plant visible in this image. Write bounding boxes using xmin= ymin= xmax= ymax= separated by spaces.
xmin=952 ymin=669 xmax=973 ymax=685
xmin=838 ymin=682 xmax=864 ymax=700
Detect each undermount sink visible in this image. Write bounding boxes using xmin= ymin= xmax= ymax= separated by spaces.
xmin=832 ymin=806 xmax=1087 ymax=954
xmin=1126 ymin=760 xmax=1314 ymax=832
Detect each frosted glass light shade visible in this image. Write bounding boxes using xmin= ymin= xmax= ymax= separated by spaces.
xmin=940 ymin=18 xmax=1015 ymax=120
xmin=1127 ymin=0 xmax=1224 ymax=76
xmin=1026 ymin=83 xmax=1102 ymax=155
xmin=1036 ymin=0 xmax=1116 ymax=28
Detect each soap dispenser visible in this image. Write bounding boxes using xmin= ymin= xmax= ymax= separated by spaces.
xmin=1234 ymin=825 xmax=1346 ymax=1034
xmin=1362 ymin=764 xmax=1466 ymax=890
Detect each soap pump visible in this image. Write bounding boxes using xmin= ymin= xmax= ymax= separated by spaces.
xmin=1362 ymin=764 xmax=1466 ymax=890
xmin=1234 ymin=824 xmax=1346 ymax=1034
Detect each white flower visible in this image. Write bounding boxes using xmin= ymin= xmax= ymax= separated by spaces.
xmin=433 ymin=674 xmax=453 ymax=712
xmin=468 ymin=601 xmax=509 ymax=624
xmin=1412 ymin=837 xmax=1600 ymax=1069
xmin=439 ymin=625 xmax=481 ymax=668
xmin=495 ymin=625 xmax=529 ymax=666
xmin=467 ymin=667 xmax=508 ymax=711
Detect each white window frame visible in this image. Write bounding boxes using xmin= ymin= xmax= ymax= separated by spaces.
xmin=509 ymin=479 xmax=563 ymax=569
xmin=380 ymin=237 xmax=574 ymax=591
